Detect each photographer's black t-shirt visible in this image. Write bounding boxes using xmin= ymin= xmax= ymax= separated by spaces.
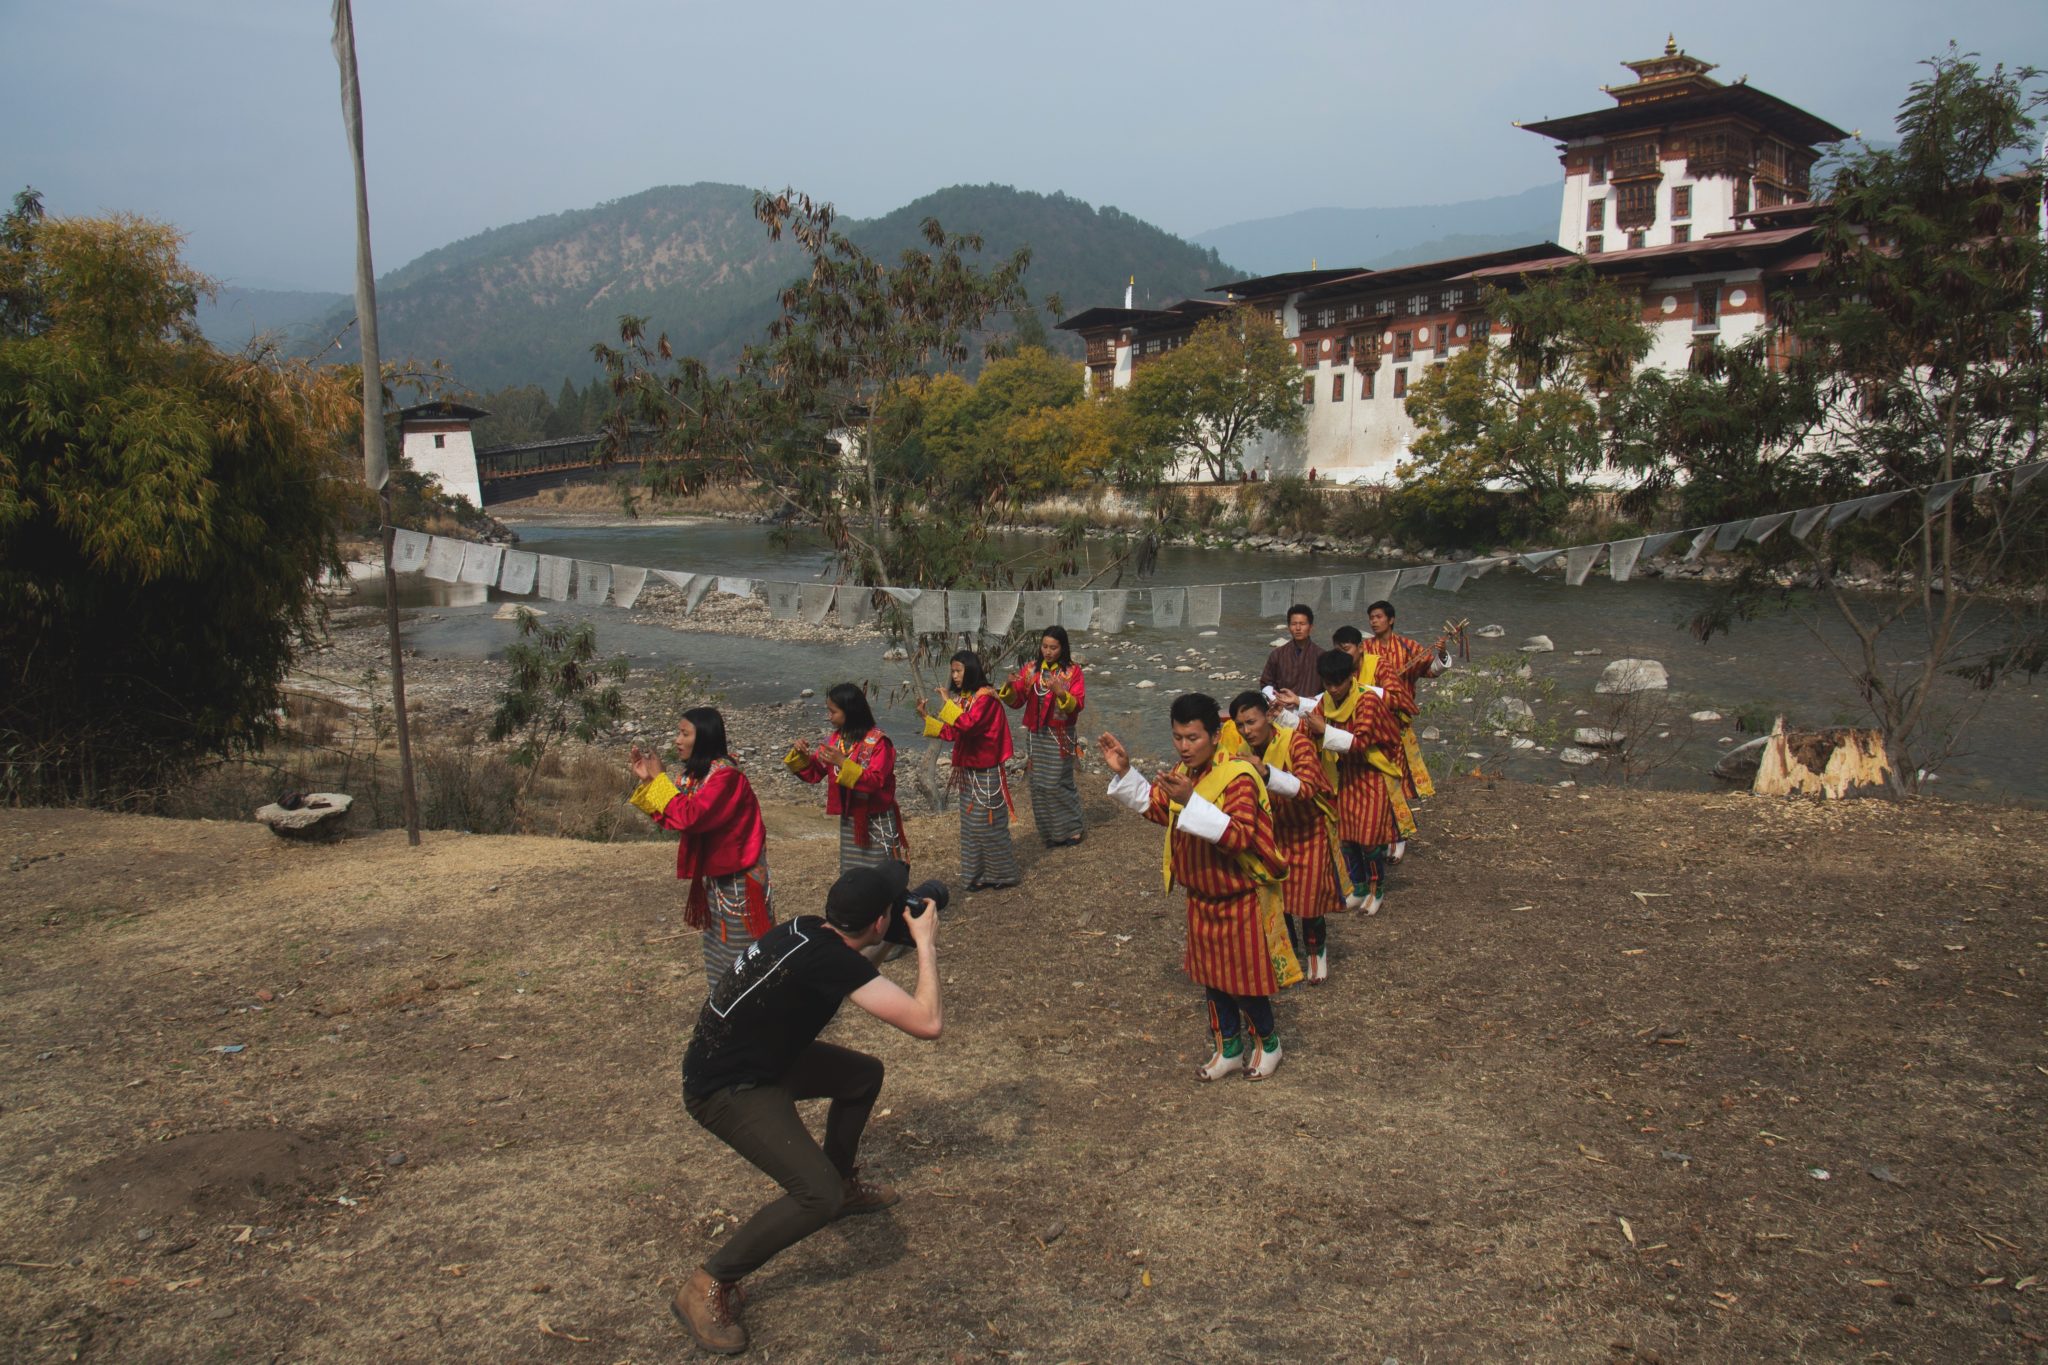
xmin=681 ymin=916 xmax=881 ymax=1098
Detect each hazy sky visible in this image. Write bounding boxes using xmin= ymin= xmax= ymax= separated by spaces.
xmin=4 ymin=0 xmax=2042 ymax=291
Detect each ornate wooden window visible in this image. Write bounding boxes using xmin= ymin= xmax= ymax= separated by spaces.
xmin=1358 ymin=368 xmax=1374 ymax=399
xmin=1588 ymin=151 xmax=1607 ymax=185
xmin=1437 ymin=323 xmax=1454 ymax=352
xmin=1392 ymin=367 xmax=1408 ymax=399
xmin=1615 ymin=182 xmax=1657 ymax=229
xmin=1586 ymin=233 xmax=1605 ymax=255
xmin=1693 ymin=283 xmax=1722 ymax=332
xmin=1670 ymin=184 xmax=1692 ymax=220
xmin=1627 ymin=230 xmax=1647 ymax=250
xmin=1375 ymin=298 xmax=1395 ymax=316
xmin=1301 ymin=376 xmax=1315 ymax=404
xmin=1407 ymin=293 xmax=1429 ymax=316
xmin=1317 ymin=307 xmax=1336 ymax=328
xmin=1440 ymin=289 xmax=1462 ymax=311
xmin=1331 ymin=372 xmax=1345 ymax=402
xmin=1587 ymin=198 xmax=1606 ymax=231
xmin=1611 ymin=139 xmax=1659 ymax=179
xmin=1394 ymin=329 xmax=1413 ymax=361
xmin=1671 ymin=225 xmax=1691 ymax=244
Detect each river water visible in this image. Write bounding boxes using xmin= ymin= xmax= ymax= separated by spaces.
xmin=355 ymin=519 xmax=2048 ymax=805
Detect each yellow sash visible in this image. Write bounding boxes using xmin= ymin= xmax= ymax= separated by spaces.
xmin=1160 ymin=758 xmax=1300 ymax=990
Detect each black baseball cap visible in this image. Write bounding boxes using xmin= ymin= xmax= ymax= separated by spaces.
xmin=823 ymin=859 xmax=911 ymax=931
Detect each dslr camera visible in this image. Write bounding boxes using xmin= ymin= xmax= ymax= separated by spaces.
xmin=882 ymin=878 xmax=951 ymax=946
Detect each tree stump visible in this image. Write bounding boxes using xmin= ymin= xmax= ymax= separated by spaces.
xmin=1751 ymin=718 xmax=1891 ymax=798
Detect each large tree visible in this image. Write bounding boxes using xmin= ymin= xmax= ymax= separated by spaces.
xmin=1120 ymin=306 xmax=1303 ymax=482
xmin=1400 ymin=265 xmax=1652 ymax=508
xmin=0 ymin=191 xmax=360 ymax=804
xmin=1626 ymin=52 xmax=2048 ymax=791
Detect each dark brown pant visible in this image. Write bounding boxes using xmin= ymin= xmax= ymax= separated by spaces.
xmin=683 ymin=1042 xmax=885 ymax=1281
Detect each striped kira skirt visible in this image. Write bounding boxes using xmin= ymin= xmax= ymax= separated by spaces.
xmin=957 ymin=766 xmax=1020 ymax=889
xmin=838 ymin=809 xmax=906 ymax=875
xmin=1026 ymin=726 xmax=1085 ymax=846
xmin=699 ymin=865 xmax=772 ymax=988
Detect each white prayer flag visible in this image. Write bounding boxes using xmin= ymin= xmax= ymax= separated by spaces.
xmin=947 ymin=590 xmax=983 ymax=634
xmin=716 ymin=577 xmax=754 ymax=597
xmin=1970 ymin=472 xmax=1996 ymax=494
xmin=576 ymin=561 xmax=613 ymax=604
xmin=1465 ymin=556 xmax=1510 ymax=579
xmin=1186 ymin=585 xmax=1223 ymax=629
xmin=612 ymin=566 xmax=649 ymax=609
xmin=765 ymin=582 xmax=802 ymax=620
xmin=1153 ymin=586 xmax=1186 ymax=628
xmin=1431 ymin=563 xmax=1469 ymax=593
xmin=1684 ymin=527 xmax=1718 ymax=561
xmin=1606 ymin=538 xmax=1645 ymax=582
xmin=536 ymin=555 xmax=573 ymax=601
xmin=1394 ymin=565 xmax=1436 ymax=593
xmin=1563 ymin=544 xmax=1603 ymax=586
xmin=683 ymin=574 xmax=715 ymax=613
xmin=983 ymin=591 xmax=1020 ymax=634
xmin=1825 ymin=498 xmax=1869 ymax=530
xmin=498 ymin=549 xmax=538 ymax=595
xmin=654 ymin=569 xmax=694 ymax=594
xmin=1359 ymin=570 xmax=1398 ymax=604
xmin=1858 ymin=490 xmax=1908 ymax=519
xmin=2011 ymin=460 xmax=2047 ymax=495
xmin=1640 ymin=530 xmax=1689 ymax=559
xmin=423 ymin=536 xmax=464 ymax=582
xmin=1020 ymin=591 xmax=1059 ymax=630
xmin=1059 ymin=590 xmax=1094 ymax=634
xmin=1712 ymin=520 xmax=1748 ymax=552
xmin=1292 ymin=577 xmax=1326 ymax=612
xmin=837 ymin=586 xmax=873 ymax=627
xmin=912 ymin=590 xmax=948 ymax=635
xmin=1327 ymin=573 xmax=1361 ymax=613
xmin=391 ymin=528 xmax=430 ymax=573
xmin=1517 ymin=550 xmax=1563 ymax=573
xmin=458 ymin=541 xmax=503 ymax=586
xmin=1095 ymin=589 xmax=1130 ymax=635
xmin=1260 ymin=580 xmax=1293 ymax=619
xmin=800 ymin=583 xmax=835 ymax=625
xmin=1745 ymin=512 xmax=1793 ymax=544
xmin=1789 ymin=505 xmax=1830 ymax=542
xmin=1924 ymin=477 xmax=1969 ymax=513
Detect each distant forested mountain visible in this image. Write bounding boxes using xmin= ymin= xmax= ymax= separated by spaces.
xmin=243 ymin=183 xmax=1241 ymax=392
xmin=1194 ymin=184 xmax=1560 ymax=277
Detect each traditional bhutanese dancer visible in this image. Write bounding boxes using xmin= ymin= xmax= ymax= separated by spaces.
xmin=1362 ymin=600 xmax=1452 ymax=860
xmin=1225 ymin=689 xmax=1344 ymax=984
xmin=785 ymin=682 xmax=909 ymax=875
xmin=1332 ymin=624 xmax=1419 ymax=853
xmin=999 ymin=624 xmax=1087 ymax=849
xmin=1287 ymin=649 xmax=1404 ymax=915
xmin=917 ymin=650 xmax=1020 ymax=892
xmin=629 ymin=706 xmax=774 ymax=988
xmin=1098 ymin=693 xmax=1300 ymax=1082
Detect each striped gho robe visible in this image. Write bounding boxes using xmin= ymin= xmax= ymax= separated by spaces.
xmin=1361 ymin=630 xmax=1447 ymax=800
xmin=999 ymin=661 xmax=1086 ymax=845
xmin=1142 ymin=763 xmax=1288 ymax=998
xmin=784 ymin=727 xmax=908 ymax=872
xmin=1319 ymin=684 xmax=1406 ymax=851
xmin=1225 ymin=724 xmax=1343 ymax=921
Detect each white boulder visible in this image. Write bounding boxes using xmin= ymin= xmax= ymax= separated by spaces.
xmin=1558 ymin=747 xmax=1601 ymax=766
xmin=1572 ymin=726 xmax=1627 ymax=749
xmin=1519 ymin=635 xmax=1554 ymax=653
xmin=1595 ymin=658 xmax=1669 ymax=694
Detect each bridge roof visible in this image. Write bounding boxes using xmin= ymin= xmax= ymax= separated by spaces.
xmin=398 ymin=400 xmax=490 ymax=424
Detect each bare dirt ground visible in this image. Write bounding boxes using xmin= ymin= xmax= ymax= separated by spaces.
xmin=2 ymin=778 xmax=2044 ymax=1363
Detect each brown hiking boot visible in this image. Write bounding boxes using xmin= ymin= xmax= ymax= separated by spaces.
xmin=837 ymin=1170 xmax=900 ymax=1218
xmin=670 ymin=1266 xmax=747 ymax=1355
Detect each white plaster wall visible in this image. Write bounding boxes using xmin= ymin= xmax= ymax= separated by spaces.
xmin=1112 ymin=339 xmax=1133 ymax=390
xmin=401 ymin=429 xmax=484 ymax=508
xmin=1559 ymin=172 xmax=1591 ymax=254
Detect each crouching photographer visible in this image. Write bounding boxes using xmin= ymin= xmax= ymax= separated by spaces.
xmin=671 ymin=860 xmax=944 ymax=1355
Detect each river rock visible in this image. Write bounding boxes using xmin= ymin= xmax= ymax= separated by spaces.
xmin=1475 ymin=624 xmax=1506 ymax=638
xmin=1573 ymin=726 xmax=1627 ymax=749
xmin=1558 ymin=747 xmax=1601 ymax=766
xmin=1572 ymin=649 xmax=1603 ymax=657
xmin=882 ymin=646 xmax=909 ymax=661
xmin=1519 ymin=635 xmax=1554 ymax=653
xmin=1510 ymin=737 xmax=1535 ymax=750
xmin=1199 ymin=630 xmax=1218 ymax=637
xmin=255 ymin=793 xmax=353 ymax=841
xmin=1418 ymin=727 xmax=1440 ymax=741
xmin=1135 ymin=680 xmax=1156 ymax=689
xmin=1713 ymin=736 xmax=1769 ymax=782
xmin=1595 ymin=658 xmax=1669 ymax=693
xmin=1690 ymin=710 xmax=1722 ymax=722
xmin=1485 ymin=697 xmax=1534 ymax=731
xmin=1269 ymin=638 xmax=1287 ymax=648
xmin=493 ymin=602 xmax=541 ymax=621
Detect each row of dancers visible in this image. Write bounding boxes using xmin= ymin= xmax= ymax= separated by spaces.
xmin=623 ymin=601 xmax=1451 ymax=1079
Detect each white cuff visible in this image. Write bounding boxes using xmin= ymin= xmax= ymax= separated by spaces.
xmin=1177 ymin=792 xmax=1230 ymax=843
xmin=1322 ymin=726 xmax=1355 ymax=753
xmin=1366 ymin=684 xmax=1386 ymax=699
xmin=1261 ymin=684 xmax=1277 ymax=701
xmin=1106 ymin=766 xmax=1152 ymax=814
xmin=1265 ymin=767 xmax=1302 ymax=798
xmin=1428 ymin=652 xmax=1451 ymax=676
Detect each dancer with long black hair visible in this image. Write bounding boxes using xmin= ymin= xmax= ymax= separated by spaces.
xmin=1001 ymin=625 xmax=1087 ymax=848
xmin=629 ymin=707 xmax=775 ymax=987
xmin=917 ymin=650 xmax=1020 ymax=892
xmin=786 ymin=683 xmax=908 ymax=875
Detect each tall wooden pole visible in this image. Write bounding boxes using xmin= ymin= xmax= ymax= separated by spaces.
xmin=333 ymin=0 xmax=419 ymax=843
